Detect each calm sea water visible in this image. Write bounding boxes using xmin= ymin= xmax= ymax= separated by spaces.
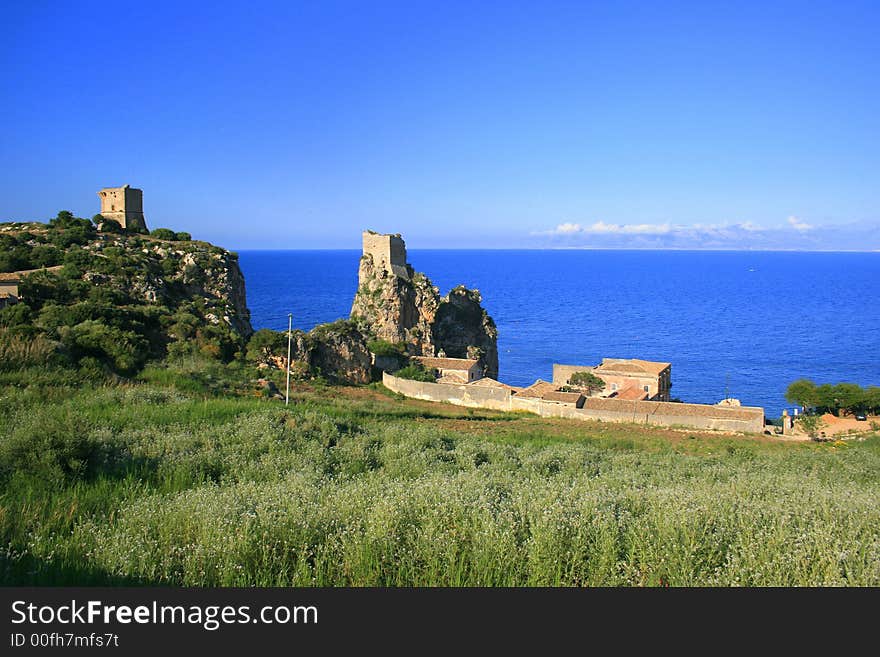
xmin=239 ymin=250 xmax=880 ymax=416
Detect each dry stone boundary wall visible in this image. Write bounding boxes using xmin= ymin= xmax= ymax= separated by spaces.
xmin=383 ymin=372 xmax=765 ymax=433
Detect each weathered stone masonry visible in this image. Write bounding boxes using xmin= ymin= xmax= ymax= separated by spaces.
xmin=383 ymin=372 xmax=765 ymax=433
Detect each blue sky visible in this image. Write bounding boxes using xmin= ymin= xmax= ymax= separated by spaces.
xmin=2 ymin=1 xmax=878 ymax=249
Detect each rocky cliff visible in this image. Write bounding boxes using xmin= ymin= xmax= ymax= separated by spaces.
xmin=0 ymin=218 xmax=252 ymax=371
xmin=350 ymin=232 xmax=498 ymax=378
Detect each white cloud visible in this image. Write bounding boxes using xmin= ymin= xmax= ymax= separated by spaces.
xmin=530 ymin=216 xmax=879 ymax=249
xmin=574 ymin=221 xmax=672 ymax=235
xmin=787 ymin=216 xmax=812 ymax=231
xmin=551 ymin=222 xmax=583 ymax=234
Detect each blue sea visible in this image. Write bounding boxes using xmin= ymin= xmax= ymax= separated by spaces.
xmin=239 ymin=250 xmax=879 ymax=416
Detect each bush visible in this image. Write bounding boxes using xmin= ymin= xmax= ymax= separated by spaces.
xmin=175 ymin=232 xmax=192 ymax=241
xmin=797 ymin=414 xmax=825 ymax=441
xmin=246 ymin=329 xmax=288 ymax=364
xmin=367 ymin=339 xmax=406 ymax=357
xmin=150 ymin=228 xmax=177 ymax=241
xmin=0 ymin=407 xmax=122 ymax=487
xmin=99 ymin=218 xmax=123 ymax=233
xmin=395 ymin=362 xmax=435 ymax=382
xmin=0 ymin=329 xmax=59 ymax=369
xmin=62 ymin=320 xmax=149 ymax=374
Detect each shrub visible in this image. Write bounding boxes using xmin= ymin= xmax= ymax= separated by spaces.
xmin=0 ymin=329 xmax=59 ymax=369
xmin=150 ymin=228 xmax=177 ymax=241
xmin=246 ymin=329 xmax=288 ymax=364
xmin=367 ymin=339 xmax=406 ymax=357
xmin=395 ymin=362 xmax=435 ymax=382
xmin=797 ymin=414 xmax=825 ymax=441
xmin=0 ymin=409 xmax=107 ymax=487
xmin=62 ymin=320 xmax=149 ymax=374
xmin=99 ymin=218 xmax=123 ymax=233
xmin=175 ymin=232 xmax=192 ymax=241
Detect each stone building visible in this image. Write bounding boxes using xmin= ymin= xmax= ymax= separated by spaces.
xmin=97 ymin=184 xmax=148 ymax=231
xmin=361 ymin=230 xmax=409 ymax=279
xmin=0 ymin=273 xmax=20 ymax=309
xmin=412 ymin=355 xmax=483 ymax=384
xmin=553 ymin=358 xmax=672 ymax=401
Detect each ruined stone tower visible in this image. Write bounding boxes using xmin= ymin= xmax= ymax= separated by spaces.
xmin=361 ymin=230 xmax=410 ymax=279
xmin=97 ymin=185 xmax=147 ymax=231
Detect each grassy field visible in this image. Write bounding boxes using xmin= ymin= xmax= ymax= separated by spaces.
xmin=1 ymin=362 xmax=878 ymax=586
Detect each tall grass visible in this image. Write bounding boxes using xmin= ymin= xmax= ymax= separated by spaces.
xmin=1 ymin=377 xmax=878 ymax=586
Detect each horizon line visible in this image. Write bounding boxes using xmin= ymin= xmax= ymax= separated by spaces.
xmin=232 ymin=246 xmax=880 ymax=253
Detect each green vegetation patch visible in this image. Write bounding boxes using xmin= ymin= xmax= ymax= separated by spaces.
xmin=2 ymin=371 xmax=878 ymax=586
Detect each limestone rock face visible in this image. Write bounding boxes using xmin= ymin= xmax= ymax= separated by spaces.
xmin=308 ymin=321 xmax=373 ymax=384
xmin=350 ymin=233 xmax=499 ymax=379
xmin=286 ymin=321 xmax=373 ymax=385
xmin=350 ymin=252 xmax=438 ymax=355
xmin=162 ymin=247 xmax=253 ymax=338
xmin=432 ymin=286 xmax=499 ymax=379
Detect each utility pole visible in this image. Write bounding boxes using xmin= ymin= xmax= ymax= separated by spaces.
xmin=286 ymin=313 xmax=292 ymax=406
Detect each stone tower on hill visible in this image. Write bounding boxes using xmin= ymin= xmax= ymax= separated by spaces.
xmin=97 ymin=184 xmax=148 ymax=231
xmin=350 ymin=230 xmax=499 ymax=379
xmin=361 ymin=230 xmax=410 ymax=279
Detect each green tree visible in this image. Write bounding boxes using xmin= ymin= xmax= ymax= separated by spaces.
xmin=785 ymin=379 xmax=818 ymax=411
xmin=815 ymin=384 xmax=836 ymax=414
xmin=29 ymin=244 xmax=62 ymax=268
xmin=865 ymin=386 xmax=880 ymax=414
xmin=833 ymin=383 xmax=865 ymax=416
xmin=174 ymin=231 xmax=192 ymax=241
xmin=53 ymin=210 xmax=75 ymax=226
xmin=246 ymin=328 xmax=288 ymax=365
xmin=569 ymin=371 xmax=606 ymax=395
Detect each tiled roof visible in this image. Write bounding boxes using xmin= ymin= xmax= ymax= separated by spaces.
xmin=469 ymin=377 xmax=518 ymax=390
xmin=0 ymin=273 xmax=21 ymax=282
xmin=614 ymin=385 xmax=649 ymax=401
xmin=514 ymin=380 xmax=559 ymax=399
xmin=436 ymin=372 xmax=468 ymax=385
xmin=629 ymin=359 xmax=671 ymax=375
xmin=596 ymin=358 xmax=670 ymax=376
xmin=413 ymin=356 xmax=479 ymax=371
xmin=542 ymin=391 xmax=584 ymax=404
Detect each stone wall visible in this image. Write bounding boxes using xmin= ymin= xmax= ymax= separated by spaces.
xmin=382 ymin=372 xmax=512 ymax=411
xmin=383 ymin=372 xmax=765 ymax=433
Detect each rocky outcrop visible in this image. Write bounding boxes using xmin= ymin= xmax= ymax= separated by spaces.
xmin=431 ymin=286 xmax=498 ymax=378
xmin=349 ymin=252 xmax=438 ymax=355
xmin=350 ymin=232 xmax=499 ymax=379
xmin=306 ymin=321 xmax=373 ymax=384
xmin=148 ymin=242 xmax=253 ymax=338
xmin=2 ymin=220 xmax=253 ymax=368
xmin=277 ymin=321 xmax=373 ymax=385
